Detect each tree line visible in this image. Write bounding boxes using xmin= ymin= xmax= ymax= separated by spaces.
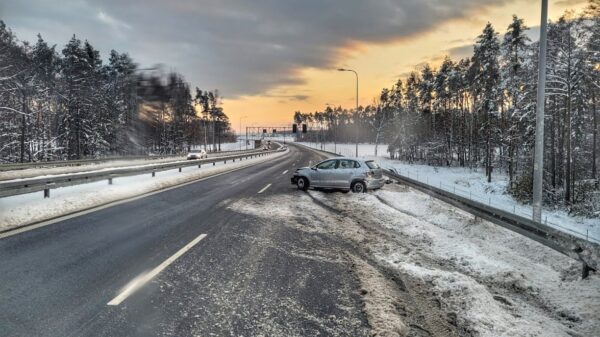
xmin=294 ymin=3 xmax=599 ymax=215
xmin=0 ymin=20 xmax=234 ymax=163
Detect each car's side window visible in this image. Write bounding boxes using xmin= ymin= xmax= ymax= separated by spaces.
xmin=338 ymin=159 xmax=353 ymax=169
xmin=316 ymin=160 xmax=337 ymax=170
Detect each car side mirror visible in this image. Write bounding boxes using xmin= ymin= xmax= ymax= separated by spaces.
xmin=311 ymin=167 xmax=317 ymax=171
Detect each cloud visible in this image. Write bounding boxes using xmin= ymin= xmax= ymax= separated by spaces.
xmin=2 ymin=0 xmax=510 ymax=98
xmin=446 ymin=44 xmax=475 ymax=60
xmin=553 ymin=0 xmax=587 ymax=6
xmin=97 ymin=11 xmax=131 ymax=31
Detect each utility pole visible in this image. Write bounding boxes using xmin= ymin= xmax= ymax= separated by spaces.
xmin=533 ymin=0 xmax=548 ymax=223
xmin=338 ymin=68 xmax=359 ymax=157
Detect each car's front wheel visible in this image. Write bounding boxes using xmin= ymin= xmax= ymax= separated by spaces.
xmin=297 ymin=177 xmax=309 ymax=191
xmin=351 ymin=181 xmax=366 ymax=193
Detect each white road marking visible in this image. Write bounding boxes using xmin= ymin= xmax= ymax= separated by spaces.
xmin=257 ymin=183 xmax=272 ymax=194
xmin=107 ymin=233 xmax=207 ymax=306
xmin=282 ymin=170 xmax=288 ymax=175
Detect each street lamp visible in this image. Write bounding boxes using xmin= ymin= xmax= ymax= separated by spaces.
xmin=239 ymin=115 xmax=247 ymax=150
xmin=338 ymin=68 xmax=359 ymax=157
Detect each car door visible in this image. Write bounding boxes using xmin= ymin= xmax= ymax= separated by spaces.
xmin=311 ymin=159 xmax=338 ymax=187
xmin=333 ymin=159 xmax=355 ymax=188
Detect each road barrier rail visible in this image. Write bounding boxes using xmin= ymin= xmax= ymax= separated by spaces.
xmin=296 ymin=143 xmax=599 ymax=278
xmin=0 ymin=148 xmax=283 ymax=199
xmin=0 ymin=148 xmax=262 ymax=172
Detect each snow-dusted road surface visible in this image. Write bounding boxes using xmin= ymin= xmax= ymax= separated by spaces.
xmin=0 ymin=144 xmax=597 ymax=337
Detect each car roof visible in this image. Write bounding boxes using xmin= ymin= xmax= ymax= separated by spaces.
xmin=335 ymin=157 xmax=366 ymax=161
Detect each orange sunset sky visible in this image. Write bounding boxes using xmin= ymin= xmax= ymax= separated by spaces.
xmin=223 ymin=0 xmax=588 ymax=132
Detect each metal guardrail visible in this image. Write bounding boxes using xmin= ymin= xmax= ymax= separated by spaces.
xmin=0 ymin=148 xmax=283 ymax=199
xmin=296 ymin=143 xmax=599 ymax=278
xmin=0 ymin=148 xmax=260 ymax=172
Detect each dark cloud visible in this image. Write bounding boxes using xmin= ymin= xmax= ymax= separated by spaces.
xmin=2 ymin=0 xmax=509 ymax=97
xmin=446 ymin=44 xmax=475 ymax=60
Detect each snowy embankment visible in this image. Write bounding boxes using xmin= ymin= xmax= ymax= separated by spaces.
xmin=296 ymin=142 xmax=599 ymax=243
xmin=229 ymin=185 xmax=599 ymax=336
xmin=0 ymin=149 xmax=287 ymax=233
xmin=0 ymin=142 xmax=251 ymax=181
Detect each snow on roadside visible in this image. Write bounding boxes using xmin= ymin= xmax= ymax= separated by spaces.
xmin=0 ymin=150 xmax=287 ymax=232
xmin=296 ymin=141 xmax=600 ymax=244
xmin=308 ymin=185 xmax=600 ymax=337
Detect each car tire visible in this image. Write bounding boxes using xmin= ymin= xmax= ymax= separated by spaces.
xmin=351 ymin=181 xmax=366 ymax=193
xmin=341 ymin=189 xmax=350 ymax=194
xmin=297 ymin=177 xmax=309 ymax=191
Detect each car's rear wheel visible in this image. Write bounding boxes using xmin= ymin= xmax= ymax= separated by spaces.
xmin=351 ymin=181 xmax=366 ymax=193
xmin=297 ymin=177 xmax=309 ymax=191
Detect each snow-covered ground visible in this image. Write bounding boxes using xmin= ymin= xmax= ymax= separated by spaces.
xmin=297 ymin=142 xmax=600 ymax=244
xmin=229 ymin=185 xmax=600 ymax=336
xmin=0 ymin=149 xmax=287 ymax=232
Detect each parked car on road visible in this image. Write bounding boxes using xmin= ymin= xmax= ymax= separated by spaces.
xmin=187 ymin=149 xmax=207 ymax=160
xmin=291 ymin=158 xmax=384 ymax=193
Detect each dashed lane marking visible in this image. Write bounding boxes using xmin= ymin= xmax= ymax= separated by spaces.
xmin=257 ymin=183 xmax=272 ymax=194
xmin=107 ymin=233 xmax=207 ymax=306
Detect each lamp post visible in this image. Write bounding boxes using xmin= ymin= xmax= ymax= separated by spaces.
xmin=533 ymin=0 xmax=548 ymax=223
xmin=239 ymin=115 xmax=247 ymax=150
xmin=338 ymin=68 xmax=359 ymax=157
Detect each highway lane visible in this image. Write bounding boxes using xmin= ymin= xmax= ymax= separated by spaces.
xmin=0 ymin=144 xmax=370 ymax=336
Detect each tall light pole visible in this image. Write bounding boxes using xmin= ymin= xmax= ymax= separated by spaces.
xmin=338 ymin=68 xmax=359 ymax=157
xmin=239 ymin=115 xmax=247 ymax=150
xmin=533 ymin=0 xmax=548 ymax=223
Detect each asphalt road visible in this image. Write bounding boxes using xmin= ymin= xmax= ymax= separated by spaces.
xmin=0 ymin=144 xmax=370 ymax=337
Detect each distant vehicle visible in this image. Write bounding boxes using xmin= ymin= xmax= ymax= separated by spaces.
xmin=264 ymin=140 xmax=272 ymax=150
xmin=186 ymin=149 xmax=207 ymax=160
xmin=291 ymin=158 xmax=384 ymax=193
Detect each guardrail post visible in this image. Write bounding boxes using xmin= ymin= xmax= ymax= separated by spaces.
xmin=44 ymin=188 xmax=50 ymax=198
xmin=178 ymin=167 xmax=182 ymax=172
xmin=198 ymin=164 xmax=201 ymax=168
xmin=108 ymin=177 xmax=113 ymax=185
xmin=152 ymin=170 xmax=155 ymax=177
xmin=213 ymin=162 xmax=215 ymax=166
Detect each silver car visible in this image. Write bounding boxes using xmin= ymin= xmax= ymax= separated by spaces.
xmin=187 ymin=149 xmax=207 ymax=160
xmin=291 ymin=158 xmax=385 ymax=193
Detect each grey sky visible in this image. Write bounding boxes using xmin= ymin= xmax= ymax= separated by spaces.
xmin=1 ymin=0 xmax=509 ymax=98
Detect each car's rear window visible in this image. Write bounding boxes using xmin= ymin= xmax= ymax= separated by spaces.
xmin=365 ymin=161 xmax=380 ymax=169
